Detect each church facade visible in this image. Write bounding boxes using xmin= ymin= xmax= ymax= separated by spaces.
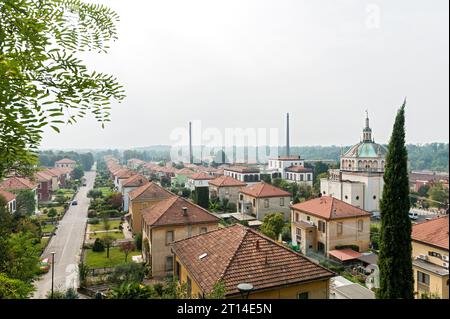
xmin=320 ymin=113 xmax=387 ymax=212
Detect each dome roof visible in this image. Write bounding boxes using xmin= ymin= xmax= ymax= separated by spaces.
xmin=343 ymin=141 xmax=387 ymax=158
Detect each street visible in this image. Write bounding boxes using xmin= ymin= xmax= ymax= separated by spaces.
xmin=33 ymin=169 xmax=96 ymax=299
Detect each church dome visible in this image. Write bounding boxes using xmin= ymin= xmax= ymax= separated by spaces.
xmin=344 ymin=141 xmax=387 ymax=158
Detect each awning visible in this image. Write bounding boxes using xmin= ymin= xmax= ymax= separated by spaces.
xmin=328 ymin=249 xmax=362 ymax=262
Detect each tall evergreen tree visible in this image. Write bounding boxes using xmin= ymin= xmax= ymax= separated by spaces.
xmin=377 ymin=101 xmax=414 ymax=299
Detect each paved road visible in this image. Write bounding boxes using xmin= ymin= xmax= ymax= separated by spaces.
xmin=33 ymin=170 xmax=96 ymax=298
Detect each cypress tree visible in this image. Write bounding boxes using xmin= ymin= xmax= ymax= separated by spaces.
xmin=377 ymin=101 xmax=414 ymax=299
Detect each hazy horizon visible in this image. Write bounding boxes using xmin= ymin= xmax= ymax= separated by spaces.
xmin=40 ymin=0 xmax=449 ymax=149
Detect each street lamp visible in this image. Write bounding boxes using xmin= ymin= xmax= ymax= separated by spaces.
xmin=50 ymin=251 xmax=56 ymax=299
xmin=237 ymin=283 xmax=253 ymax=299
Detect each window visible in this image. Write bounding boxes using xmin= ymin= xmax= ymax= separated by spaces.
xmin=200 ymin=227 xmax=207 ymax=234
xmin=344 ymin=195 xmax=348 ymax=199
xmin=253 ymin=199 xmax=256 ymax=207
xmin=295 ymin=213 xmax=299 ymax=222
xmin=166 ymin=230 xmax=174 ymax=245
xmin=166 ymin=256 xmax=174 ymax=272
xmin=356 ymin=196 xmax=360 ymax=200
xmin=358 ymin=220 xmax=363 ymax=232
xmin=264 ymin=199 xmax=269 ymax=208
xmin=318 ymin=221 xmax=326 ymax=233
xmin=417 ymin=271 xmax=430 ymax=286
xmin=337 ymin=222 xmax=343 ymax=235
xmin=175 ymin=262 xmax=181 ymax=282
xmin=307 ymin=216 xmax=311 ymax=221
xmin=296 ymin=228 xmax=301 ymax=242
xmin=307 ymin=174 xmax=311 ymax=181
xmin=280 ymin=198 xmax=285 ymax=206
xmin=373 ymin=195 xmax=377 ymax=200
xmin=187 ymin=277 xmax=192 ymax=298
xmin=298 ymin=292 xmax=309 ymax=299
xmin=300 ymin=174 xmax=304 ymax=181
xmin=239 ymin=194 xmax=244 ymax=201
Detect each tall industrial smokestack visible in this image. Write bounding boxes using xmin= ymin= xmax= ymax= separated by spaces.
xmin=286 ymin=113 xmax=290 ymax=157
xmin=189 ymin=121 xmax=193 ymax=164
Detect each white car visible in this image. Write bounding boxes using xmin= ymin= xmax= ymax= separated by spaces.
xmin=408 ymin=211 xmax=418 ymax=220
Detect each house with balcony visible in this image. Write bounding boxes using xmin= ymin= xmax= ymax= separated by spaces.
xmin=224 ymin=166 xmax=261 ymax=184
xmin=411 ymin=216 xmax=449 ymax=299
xmin=290 ymin=196 xmax=371 ymax=256
xmin=238 ymin=182 xmax=292 ymax=221
xmin=141 ymin=196 xmax=219 ymax=278
xmin=171 ymin=223 xmax=335 ymax=299
xmin=0 ymin=190 xmax=17 ymax=214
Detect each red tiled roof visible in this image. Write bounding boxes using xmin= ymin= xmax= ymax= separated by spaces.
xmin=208 ymin=176 xmax=247 ymax=187
xmin=128 ymin=182 xmax=173 ymax=202
xmin=142 ymin=196 xmax=219 ymax=227
xmin=240 ymin=182 xmax=291 ymax=198
xmin=42 ymin=168 xmax=59 ymax=177
xmin=0 ymin=176 xmax=38 ymax=190
xmin=50 ymin=167 xmax=73 ymax=175
xmin=285 ymin=166 xmax=313 ymax=173
xmin=34 ymin=171 xmax=53 ymax=182
xmin=412 ymin=216 xmax=449 ymax=250
xmin=172 ymin=224 xmax=334 ymax=296
xmin=55 ymin=158 xmax=76 ymax=164
xmin=189 ymin=172 xmax=214 ymax=181
xmin=122 ymin=174 xmax=149 ymax=188
xmin=225 ymin=166 xmax=260 ymax=173
xmin=328 ymin=249 xmax=362 ymax=261
xmin=0 ymin=190 xmax=16 ymax=202
xmin=291 ymin=196 xmax=371 ymax=220
xmin=114 ymin=168 xmax=134 ymax=178
xmin=176 ymin=168 xmax=194 ymax=176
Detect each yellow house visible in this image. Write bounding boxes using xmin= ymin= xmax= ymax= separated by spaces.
xmin=411 ymin=216 xmax=449 ymax=299
xmin=290 ymin=196 xmax=371 ymax=256
xmin=127 ymin=182 xmax=173 ymax=234
xmin=141 ymin=196 xmax=219 ymax=278
xmin=171 ymin=224 xmax=335 ymax=299
xmin=238 ymin=182 xmax=292 ymax=221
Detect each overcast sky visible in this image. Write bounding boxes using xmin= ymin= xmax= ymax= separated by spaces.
xmin=41 ymin=0 xmax=449 ymax=150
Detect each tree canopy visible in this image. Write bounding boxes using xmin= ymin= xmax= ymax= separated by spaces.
xmin=0 ymin=0 xmax=125 ymax=179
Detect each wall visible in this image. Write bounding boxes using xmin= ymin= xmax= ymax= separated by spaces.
xmin=326 ymin=217 xmax=371 ymax=253
xmin=150 ymin=222 xmax=219 ymax=278
xmin=129 ymin=198 xmax=166 ymax=234
xmin=209 ymin=185 xmax=242 ymax=205
xmin=239 ymin=193 xmax=291 ymax=221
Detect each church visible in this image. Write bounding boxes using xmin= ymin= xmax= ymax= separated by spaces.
xmin=320 ymin=112 xmax=387 ymax=212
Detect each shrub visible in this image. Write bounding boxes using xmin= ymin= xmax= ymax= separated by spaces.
xmin=88 ymin=218 xmax=99 ymax=225
xmin=48 ymin=208 xmax=57 ymax=218
xmin=134 ymin=233 xmax=142 ymax=251
xmin=92 ymin=238 xmax=105 ymax=252
xmin=88 ymin=210 xmax=97 ymax=218
xmin=99 ymin=209 xmax=120 ymax=218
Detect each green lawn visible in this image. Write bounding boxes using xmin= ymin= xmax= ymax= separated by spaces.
xmin=40 ymin=237 xmax=50 ymax=247
xmin=84 ymin=247 xmax=140 ymax=268
xmin=41 ymin=224 xmax=56 ymax=233
xmin=89 ymin=220 xmax=122 ymax=232
xmin=89 ymin=230 xmax=124 ymax=240
xmin=96 ymin=187 xmax=113 ymax=197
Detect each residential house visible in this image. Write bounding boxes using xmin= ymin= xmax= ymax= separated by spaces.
xmin=127 ymin=182 xmax=174 ymax=234
xmin=127 ymin=158 xmax=146 ymax=171
xmin=224 ymin=166 xmax=261 ymax=184
xmin=0 ymin=190 xmax=17 ymax=213
xmin=290 ymin=196 xmax=371 ymax=256
xmin=238 ymin=182 xmax=292 ymax=221
xmin=186 ymin=172 xmax=214 ymax=191
xmin=171 ymin=168 xmax=194 ymax=188
xmin=113 ymin=168 xmax=135 ymax=192
xmin=50 ymin=167 xmax=73 ymax=188
xmin=0 ymin=176 xmax=39 ymax=213
xmin=267 ymin=156 xmax=313 ymax=186
xmin=171 ymin=224 xmax=335 ymax=299
xmin=121 ymin=174 xmax=149 ymax=212
xmin=411 ymin=216 xmax=449 ymax=299
xmin=41 ymin=168 xmax=60 ymax=191
xmin=54 ymin=158 xmax=77 ymax=169
xmin=141 ymin=196 xmax=219 ymax=278
xmin=209 ymin=175 xmax=247 ymax=204
xmin=34 ymin=171 xmax=53 ymax=201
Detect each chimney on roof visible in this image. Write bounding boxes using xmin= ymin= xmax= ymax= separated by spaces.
xmin=182 ymin=207 xmax=188 ymax=216
xmin=286 ymin=113 xmax=290 ymax=158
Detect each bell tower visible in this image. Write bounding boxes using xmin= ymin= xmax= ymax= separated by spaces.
xmin=362 ymin=110 xmax=372 ymax=142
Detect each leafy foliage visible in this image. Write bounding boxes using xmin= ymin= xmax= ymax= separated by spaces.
xmin=260 ymin=212 xmax=285 ymax=240
xmin=109 ymin=262 xmax=145 ymax=285
xmin=0 ymin=0 xmax=125 ymax=179
xmin=0 ymin=272 xmax=35 ymax=299
xmin=70 ymin=165 xmax=84 ymax=180
xmin=15 ymin=190 xmax=36 ymax=216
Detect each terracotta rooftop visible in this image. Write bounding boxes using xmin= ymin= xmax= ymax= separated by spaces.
xmin=240 ymin=182 xmax=291 ymax=198
xmin=34 ymin=171 xmax=53 ymax=182
xmin=55 ymin=158 xmax=76 ymax=164
xmin=189 ymin=172 xmax=215 ymax=181
xmin=412 ymin=216 xmax=449 ymax=250
xmin=128 ymin=182 xmax=173 ymax=202
xmin=114 ymin=168 xmax=135 ymax=178
xmin=285 ymin=166 xmax=313 ymax=173
xmin=122 ymin=174 xmax=149 ymax=188
xmin=172 ymin=224 xmax=334 ymax=296
xmin=0 ymin=176 xmax=38 ymax=190
xmin=225 ymin=166 xmax=260 ymax=173
xmin=0 ymin=190 xmax=16 ymax=202
xmin=291 ymin=196 xmax=371 ymax=220
xmin=176 ymin=168 xmax=194 ymax=176
xmin=142 ymin=196 xmax=219 ymax=227
xmin=208 ymin=175 xmax=247 ymax=187
xmin=328 ymin=249 xmax=363 ymax=262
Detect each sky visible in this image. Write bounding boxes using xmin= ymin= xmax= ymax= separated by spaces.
xmin=40 ymin=0 xmax=449 ymax=150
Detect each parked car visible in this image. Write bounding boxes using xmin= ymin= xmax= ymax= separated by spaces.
xmin=39 ymin=258 xmax=50 ymax=273
xmin=408 ymin=211 xmax=418 ymax=220
xmin=72 ymin=200 xmax=78 ymax=206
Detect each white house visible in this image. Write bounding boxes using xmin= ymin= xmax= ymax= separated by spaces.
xmin=186 ymin=172 xmax=215 ymax=191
